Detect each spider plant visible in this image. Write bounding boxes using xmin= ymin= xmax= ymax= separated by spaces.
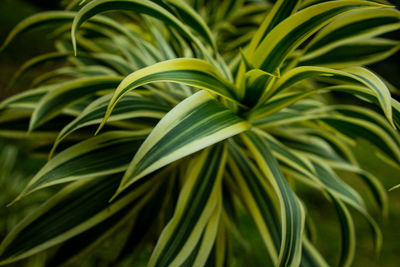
xmin=0 ymin=0 xmax=400 ymax=266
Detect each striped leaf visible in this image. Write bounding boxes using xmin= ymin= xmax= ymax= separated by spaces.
xmin=393 ymin=98 xmax=400 ymax=129
xmin=390 ymin=184 xmax=400 ymax=191
xmin=303 ymin=8 xmax=400 ymax=60
xmin=326 ymin=105 xmax=400 ymax=148
xmin=0 ymin=11 xmax=76 ymax=52
xmin=250 ymin=1 xmax=385 ymax=74
xmin=0 ymin=172 xmax=163 ymax=265
xmin=280 ymin=137 xmax=382 ymax=254
xmin=228 ymin=140 xmax=280 ymax=263
xmin=242 ymin=130 xmax=305 ymax=267
xmin=316 ymin=115 xmax=400 ymax=163
xmin=326 ymin=160 xmax=388 ymax=217
xmin=300 ymin=238 xmax=329 ymax=267
xmin=50 ymin=93 xmax=169 ymax=157
xmin=254 ymin=66 xmax=393 ymax=125
xmin=15 ymin=131 xmax=147 ymax=200
xmin=148 ymin=143 xmax=226 ymax=267
xmin=255 ymin=131 xmax=364 ymax=262
xmin=236 ymin=0 xmax=301 ymax=92
xmin=0 ymin=108 xmax=80 ymax=140
xmin=247 ymin=0 xmax=301 ymax=53
xmin=165 ymin=0 xmax=216 ymax=51
xmin=29 ymin=76 xmax=122 ymax=131
xmin=71 ymin=0 xmax=208 ymax=58
xmin=47 ymin=177 xmax=171 ymax=266
xmin=0 ymin=86 xmax=51 ymax=110
xmin=308 ymin=160 xmax=382 ymax=252
xmin=310 ymin=160 xmax=365 ymax=213
xmin=300 ymin=38 xmax=400 ymax=68
xmin=32 ymin=65 xmax=118 ymax=87
xmin=241 ymin=69 xmax=276 ymax=107
xmin=7 ymin=51 xmax=72 ymax=90
xmin=0 ymin=10 xmax=143 ymax=53
xmin=181 ymin=198 xmax=222 ymax=267
xmin=97 ymin=58 xmax=240 ymax=132
xmin=261 ymin=133 xmax=315 ymax=181
xmin=114 ymin=91 xmax=251 ymax=197
xmin=256 ymin=108 xmax=400 ymax=165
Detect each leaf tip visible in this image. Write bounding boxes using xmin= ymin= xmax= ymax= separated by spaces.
xmin=48 ymin=143 xmax=58 ymax=161
xmin=389 ymin=184 xmax=400 ymax=192
xmin=7 ymin=192 xmax=25 ymax=207
xmin=109 ymin=186 xmax=124 ymax=203
xmin=27 ymin=120 xmax=36 ymax=134
xmin=95 ymin=109 xmax=113 ymax=135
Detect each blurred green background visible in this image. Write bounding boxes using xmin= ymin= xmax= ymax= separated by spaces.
xmin=0 ymin=0 xmax=399 ymax=266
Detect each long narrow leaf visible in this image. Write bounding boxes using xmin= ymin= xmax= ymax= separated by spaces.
xmin=148 ymin=143 xmax=226 ymax=266
xmin=242 ymin=130 xmax=305 ymax=267
xmin=114 ymin=91 xmax=251 ymax=197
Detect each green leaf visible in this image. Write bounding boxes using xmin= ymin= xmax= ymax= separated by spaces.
xmin=247 ymin=0 xmax=301 ymax=53
xmin=242 ymin=69 xmax=276 ymax=107
xmin=0 ymin=11 xmax=76 ymax=52
xmin=0 ymin=10 xmax=143 ymax=54
xmin=29 ymin=76 xmax=122 ymax=131
xmin=300 ymin=238 xmax=329 ymax=267
xmin=16 ymin=131 xmax=147 ymax=199
xmin=97 ymin=58 xmax=242 ymax=133
xmin=0 ymin=86 xmax=51 ymax=110
xmin=165 ymin=0 xmax=216 ymax=51
xmin=32 ymin=65 xmax=118 ymax=87
xmin=317 ymin=115 xmax=400 ymax=162
xmin=242 ymin=130 xmax=305 ymax=267
xmin=71 ymin=0 xmax=207 ymax=58
xmin=253 ymin=66 xmax=393 ymax=125
xmin=0 ymin=172 xmax=163 ymax=265
xmin=180 ymin=200 xmax=221 ymax=267
xmin=7 ymin=52 xmax=72 ymax=90
xmin=228 ymin=140 xmax=280 ymax=263
xmin=148 ymin=143 xmax=226 ymax=266
xmin=114 ymin=91 xmax=250 ymax=197
xmin=236 ymin=0 xmax=301 ymax=92
xmin=50 ymin=93 xmax=169 ymax=157
xmin=389 ymin=184 xmax=400 ymax=191
xmin=261 ymin=132 xmax=316 ymax=182
xmin=326 ymin=160 xmax=389 ymax=217
xmin=46 ymin=203 xmax=135 ymax=266
xmin=250 ymin=1 xmax=386 ymax=74
xmin=300 ymin=38 xmax=400 ymax=68
xmin=309 ymin=160 xmax=382 ymax=253
xmin=303 ymin=8 xmax=400 ymax=60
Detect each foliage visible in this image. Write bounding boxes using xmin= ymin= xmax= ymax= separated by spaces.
xmin=0 ymin=0 xmax=400 ymax=266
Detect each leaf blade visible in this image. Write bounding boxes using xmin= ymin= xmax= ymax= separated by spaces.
xmin=116 ymin=91 xmax=251 ymax=196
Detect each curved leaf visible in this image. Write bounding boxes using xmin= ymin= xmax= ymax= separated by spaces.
xmin=97 ymin=58 xmax=241 ymax=133
xmin=16 ymin=131 xmax=148 ymax=199
xmin=300 ymin=39 xmax=400 ymax=68
xmin=71 ymin=0 xmax=207 ymax=57
xmin=303 ymin=8 xmax=400 ymax=59
xmin=30 ymin=76 xmax=122 ymax=131
xmin=236 ymin=0 xmax=301 ymax=92
xmin=242 ymin=130 xmax=305 ymax=267
xmin=148 ymin=143 xmax=226 ymax=266
xmin=250 ymin=1 xmax=386 ymax=73
xmin=114 ymin=91 xmax=251 ymax=197
xmin=257 ymin=66 xmax=393 ymax=125
xmin=0 ymin=172 xmax=163 ymax=265
xmin=165 ymin=0 xmax=216 ymax=51
xmin=228 ymin=140 xmax=280 ymax=263
xmin=50 ymin=93 xmax=168 ymax=157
